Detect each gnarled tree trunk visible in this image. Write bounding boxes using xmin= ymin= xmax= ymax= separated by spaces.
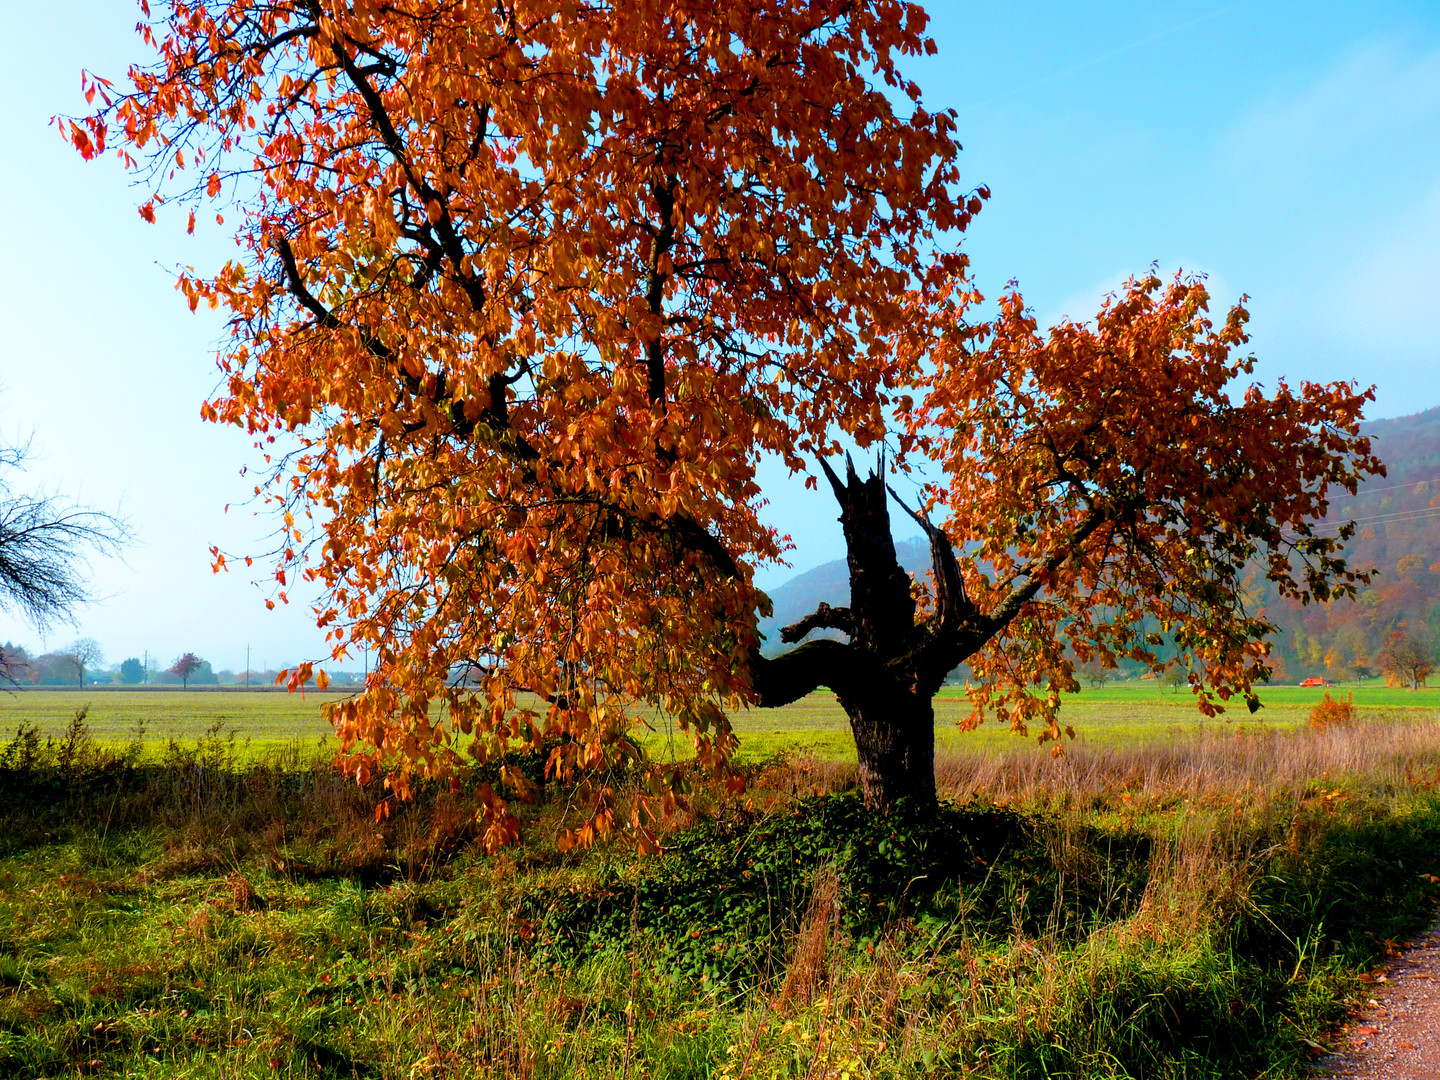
xmin=752 ymin=456 xmax=996 ymax=812
xmin=843 ymin=685 xmax=938 ymax=810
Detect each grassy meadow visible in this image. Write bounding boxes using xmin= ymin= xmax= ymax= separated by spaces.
xmin=4 ymin=678 xmax=1434 ymax=764
xmin=2 ymin=684 xmax=1439 ymax=1078
xmin=0 ymin=688 xmax=344 ymax=760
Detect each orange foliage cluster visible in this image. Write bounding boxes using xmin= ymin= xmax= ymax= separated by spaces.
xmin=1307 ymin=690 xmax=1356 ymax=729
xmin=909 ymin=274 xmax=1378 ymax=732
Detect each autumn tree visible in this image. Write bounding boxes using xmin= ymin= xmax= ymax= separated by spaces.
xmin=1158 ymin=664 xmax=1189 ymax=694
xmin=168 ymin=652 xmax=204 ymax=689
xmin=71 ymin=1 xmax=1381 ymax=844
xmin=1378 ymin=631 xmax=1433 ymax=690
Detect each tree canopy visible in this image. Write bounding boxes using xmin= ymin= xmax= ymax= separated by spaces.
xmin=169 ymin=652 xmax=204 ymax=689
xmin=71 ymin=0 xmax=1381 ymax=847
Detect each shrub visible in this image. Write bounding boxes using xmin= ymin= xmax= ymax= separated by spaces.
xmin=1309 ymin=690 xmax=1356 ymax=728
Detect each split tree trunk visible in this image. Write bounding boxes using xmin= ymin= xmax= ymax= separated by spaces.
xmin=752 ymin=456 xmax=995 ymax=813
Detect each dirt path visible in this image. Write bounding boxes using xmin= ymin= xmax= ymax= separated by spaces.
xmin=1319 ymin=912 xmax=1440 ymax=1080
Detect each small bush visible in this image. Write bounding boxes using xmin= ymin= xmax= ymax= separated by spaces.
xmin=1309 ymin=690 xmax=1356 ymax=728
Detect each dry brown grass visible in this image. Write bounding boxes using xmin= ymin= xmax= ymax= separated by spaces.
xmin=932 ymin=715 xmax=1440 ymax=806
xmin=775 ymin=867 xmax=841 ymax=1010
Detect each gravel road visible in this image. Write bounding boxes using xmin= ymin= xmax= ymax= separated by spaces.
xmin=1318 ymin=912 xmax=1440 ymax=1080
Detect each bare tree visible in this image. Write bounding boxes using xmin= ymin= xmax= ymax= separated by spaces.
xmin=0 ymin=437 xmax=128 ymax=636
xmin=67 ymin=638 xmax=103 ymax=688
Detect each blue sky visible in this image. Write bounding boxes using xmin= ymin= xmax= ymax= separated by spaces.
xmin=1 ymin=0 xmax=1437 ymax=671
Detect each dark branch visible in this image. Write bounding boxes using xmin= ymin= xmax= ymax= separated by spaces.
xmin=643 ymin=179 xmax=679 ymax=408
xmin=751 ymin=638 xmax=862 ymax=708
xmin=780 ymin=601 xmax=855 ymax=643
xmin=816 ymin=453 xmax=848 ymax=505
xmin=886 ymin=484 xmax=971 ymax=632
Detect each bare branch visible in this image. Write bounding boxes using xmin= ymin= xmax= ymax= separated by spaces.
xmin=886 ymin=483 xmax=972 ymax=633
xmin=0 ymin=440 xmax=129 ymax=630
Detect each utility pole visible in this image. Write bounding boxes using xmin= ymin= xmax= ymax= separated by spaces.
xmin=245 ymin=645 xmax=251 ymax=690
xmin=143 ymin=649 xmax=148 ymax=686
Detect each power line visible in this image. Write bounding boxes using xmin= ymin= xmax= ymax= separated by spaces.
xmin=1309 ymin=506 xmax=1440 ymax=533
xmin=1331 ymin=476 xmax=1440 ymax=500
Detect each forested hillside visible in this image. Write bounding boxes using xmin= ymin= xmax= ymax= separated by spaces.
xmin=762 ymin=407 xmax=1440 ymax=681
xmin=1261 ymin=405 xmax=1440 ymax=681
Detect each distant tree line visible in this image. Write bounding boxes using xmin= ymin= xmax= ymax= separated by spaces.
xmin=0 ymin=642 xmax=367 ymax=688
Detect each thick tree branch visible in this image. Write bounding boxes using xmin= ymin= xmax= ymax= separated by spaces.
xmin=780 ymin=601 xmax=855 ymax=643
xmin=315 ymin=8 xmax=488 ymax=313
xmin=817 ymin=453 xmax=916 ymax=648
xmin=816 ymin=452 xmax=848 ymax=505
xmin=887 ymin=484 xmax=973 ymax=633
xmin=643 ymin=179 xmax=679 ymax=408
xmin=271 ymin=233 xmax=543 ymax=461
xmin=751 ymin=638 xmax=862 ymax=707
xmin=271 ymin=232 xmax=373 ymax=343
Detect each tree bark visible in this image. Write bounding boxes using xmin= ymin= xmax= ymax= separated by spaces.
xmin=842 ymin=683 xmax=938 ymax=810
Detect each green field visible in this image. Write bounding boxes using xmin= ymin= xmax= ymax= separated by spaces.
xmin=4 ymin=680 xmax=1436 ymax=765
xmin=0 ymin=687 xmax=345 ymax=759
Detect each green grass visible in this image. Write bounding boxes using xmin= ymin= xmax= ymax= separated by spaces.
xmin=0 ymin=688 xmax=344 ymax=761
xmin=6 ymin=679 xmax=1436 ymax=766
xmin=1072 ymin=677 xmax=1438 ymax=711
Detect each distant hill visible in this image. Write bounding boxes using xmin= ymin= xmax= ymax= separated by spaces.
xmin=1346 ymin=405 xmax=1440 ymax=567
xmin=757 ymin=406 xmax=1440 ymax=679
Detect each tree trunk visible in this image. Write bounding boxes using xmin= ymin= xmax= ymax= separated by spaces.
xmin=843 ymin=687 xmax=937 ymax=811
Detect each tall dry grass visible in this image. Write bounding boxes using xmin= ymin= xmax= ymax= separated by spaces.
xmin=934 ymin=715 xmax=1440 ymax=805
